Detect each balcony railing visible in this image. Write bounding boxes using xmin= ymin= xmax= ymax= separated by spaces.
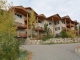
xmin=62 ymin=27 xmax=70 ymax=31
xmin=66 ymin=23 xmax=74 ymax=27
xmin=17 ymin=24 xmax=27 ymax=29
xmin=17 ymin=33 xmax=27 ymax=38
xmin=15 ymin=22 xmax=27 ymax=29
xmin=35 ymin=27 xmax=44 ymax=31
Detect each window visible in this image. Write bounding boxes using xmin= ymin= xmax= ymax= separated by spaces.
xmin=15 ymin=13 xmax=22 ymax=18
xmin=38 ymin=20 xmax=42 ymax=23
xmin=55 ymin=28 xmax=57 ymax=31
xmin=57 ymin=21 xmax=59 ymax=24
xmin=17 ymin=14 xmax=22 ymax=18
xmin=55 ymin=27 xmax=60 ymax=31
xmin=54 ymin=22 xmax=56 ymax=25
xmin=54 ymin=21 xmax=59 ymax=25
xmin=19 ymin=15 xmax=22 ymax=18
xmin=62 ymin=21 xmax=65 ymax=24
xmin=57 ymin=27 xmax=60 ymax=30
xmin=49 ymin=22 xmax=52 ymax=25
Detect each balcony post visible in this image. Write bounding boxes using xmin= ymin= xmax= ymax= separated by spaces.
xmin=27 ymin=13 xmax=28 ymax=37
xmin=74 ymin=23 xmax=76 ymax=36
xmin=36 ymin=16 xmax=39 ymax=40
xmin=52 ymin=17 xmax=54 ymax=35
xmin=74 ymin=23 xmax=75 ymax=30
xmin=70 ymin=21 xmax=71 ymax=28
xmin=65 ymin=19 xmax=67 ymax=31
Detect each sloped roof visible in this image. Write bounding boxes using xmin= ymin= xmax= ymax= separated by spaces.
xmin=25 ymin=7 xmax=38 ymax=15
xmin=62 ymin=15 xmax=71 ymax=21
xmin=11 ymin=6 xmax=28 ymax=16
xmin=38 ymin=14 xmax=46 ymax=20
xmin=46 ymin=14 xmax=61 ymax=21
xmin=62 ymin=15 xmax=78 ymax=24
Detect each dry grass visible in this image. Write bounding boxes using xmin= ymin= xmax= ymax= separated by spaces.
xmin=26 ymin=51 xmax=33 ymax=60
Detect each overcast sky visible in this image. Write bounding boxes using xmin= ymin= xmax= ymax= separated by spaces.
xmin=8 ymin=0 xmax=80 ymax=22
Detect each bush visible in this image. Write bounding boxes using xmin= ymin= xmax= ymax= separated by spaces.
xmin=60 ymin=30 xmax=75 ymax=38
xmin=60 ymin=30 xmax=68 ymax=38
xmin=42 ymin=35 xmax=53 ymax=41
xmin=0 ymin=39 xmax=20 ymax=60
xmin=0 ymin=0 xmax=21 ymax=60
xmin=66 ymin=29 xmax=75 ymax=38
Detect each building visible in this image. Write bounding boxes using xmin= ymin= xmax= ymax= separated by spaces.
xmin=77 ymin=22 xmax=80 ymax=35
xmin=11 ymin=6 xmax=78 ymax=39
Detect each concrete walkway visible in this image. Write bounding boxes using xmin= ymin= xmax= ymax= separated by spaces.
xmin=21 ymin=43 xmax=80 ymax=60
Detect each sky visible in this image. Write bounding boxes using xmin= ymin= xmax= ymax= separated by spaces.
xmin=8 ymin=0 xmax=80 ymax=22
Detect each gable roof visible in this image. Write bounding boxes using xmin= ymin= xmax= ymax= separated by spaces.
xmin=25 ymin=7 xmax=38 ymax=15
xmin=11 ymin=6 xmax=28 ymax=16
xmin=46 ymin=14 xmax=61 ymax=21
xmin=38 ymin=14 xmax=46 ymax=20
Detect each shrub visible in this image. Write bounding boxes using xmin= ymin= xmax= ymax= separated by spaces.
xmin=42 ymin=35 xmax=53 ymax=41
xmin=60 ymin=30 xmax=68 ymax=38
xmin=0 ymin=39 xmax=20 ymax=60
xmin=60 ymin=30 xmax=75 ymax=38
xmin=0 ymin=0 xmax=20 ymax=60
xmin=66 ymin=29 xmax=75 ymax=38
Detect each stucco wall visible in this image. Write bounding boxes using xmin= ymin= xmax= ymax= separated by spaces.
xmin=15 ymin=13 xmax=26 ymax=24
xmin=54 ymin=20 xmax=62 ymax=35
xmin=71 ymin=27 xmax=75 ymax=30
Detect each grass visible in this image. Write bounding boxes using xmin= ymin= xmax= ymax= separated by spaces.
xmin=17 ymin=50 xmax=32 ymax=60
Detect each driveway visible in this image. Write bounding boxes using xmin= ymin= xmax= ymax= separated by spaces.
xmin=21 ymin=43 xmax=80 ymax=60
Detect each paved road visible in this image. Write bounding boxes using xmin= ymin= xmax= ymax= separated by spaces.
xmin=21 ymin=43 xmax=80 ymax=60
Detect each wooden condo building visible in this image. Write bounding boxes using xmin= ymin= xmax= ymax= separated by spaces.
xmin=11 ymin=6 xmax=78 ymax=39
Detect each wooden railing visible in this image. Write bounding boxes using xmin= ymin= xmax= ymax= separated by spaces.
xmin=17 ymin=24 xmax=27 ymax=29
xmin=35 ymin=27 xmax=44 ymax=31
xmin=66 ymin=23 xmax=74 ymax=27
xmin=17 ymin=33 xmax=27 ymax=38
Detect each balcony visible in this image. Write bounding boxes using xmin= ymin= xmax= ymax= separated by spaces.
xmin=17 ymin=24 xmax=27 ymax=29
xmin=17 ymin=33 xmax=27 ymax=38
xmin=65 ymin=28 xmax=70 ymax=30
xmin=35 ymin=27 xmax=44 ymax=32
xmin=15 ymin=22 xmax=27 ymax=29
xmin=62 ymin=27 xmax=70 ymax=31
xmin=66 ymin=23 xmax=74 ymax=27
